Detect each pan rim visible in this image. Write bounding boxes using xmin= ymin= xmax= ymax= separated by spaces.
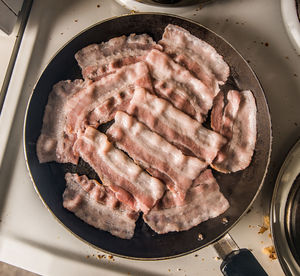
xmin=23 ymin=12 xmax=272 ymax=261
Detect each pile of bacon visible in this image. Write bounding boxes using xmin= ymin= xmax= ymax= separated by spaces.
xmin=37 ymin=24 xmax=257 ymax=239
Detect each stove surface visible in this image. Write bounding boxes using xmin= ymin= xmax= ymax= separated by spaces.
xmin=0 ymin=0 xmax=299 ymax=275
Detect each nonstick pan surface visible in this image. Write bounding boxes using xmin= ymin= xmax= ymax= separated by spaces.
xmin=24 ymin=13 xmax=272 ymax=259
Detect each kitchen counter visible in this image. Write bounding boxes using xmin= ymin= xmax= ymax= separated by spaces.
xmin=0 ymin=0 xmax=299 ymax=275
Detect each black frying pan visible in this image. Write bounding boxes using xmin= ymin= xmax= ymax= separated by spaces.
xmin=24 ymin=13 xmax=271 ymax=265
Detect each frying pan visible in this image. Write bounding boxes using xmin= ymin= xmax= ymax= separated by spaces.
xmin=24 ymin=13 xmax=271 ymax=274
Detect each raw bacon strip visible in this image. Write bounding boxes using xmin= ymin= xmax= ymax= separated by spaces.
xmin=127 ymin=87 xmax=226 ymax=164
xmin=143 ymin=169 xmax=229 ymax=234
xmin=61 ymin=62 xmax=153 ymax=164
xmin=63 ymin=173 xmax=139 ymax=239
xmin=107 ymin=111 xmax=206 ymax=200
xmin=159 ymin=24 xmax=230 ymax=92
xmin=73 ymin=127 xmax=165 ymax=213
xmin=211 ymin=90 xmax=257 ymax=173
xmin=145 ymin=49 xmax=215 ymax=122
xmin=36 ymin=79 xmax=87 ymax=164
xmin=65 ymin=62 xmax=152 ymax=133
xmin=75 ymin=33 xmax=162 ymax=80
xmin=86 ymin=88 xmax=133 ymax=129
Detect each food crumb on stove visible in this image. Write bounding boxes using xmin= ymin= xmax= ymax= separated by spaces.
xmin=294 ymin=73 xmax=298 ymax=77
xmin=86 ymin=255 xmax=89 ymax=258
xmin=262 ymin=246 xmax=277 ymax=260
xmin=168 ymin=268 xmax=171 ymax=272
xmin=261 ymin=241 xmax=264 ymax=244
xmin=130 ymin=10 xmax=136 ymax=14
xmin=225 ymin=19 xmax=229 ymax=22
xmin=247 ymin=60 xmax=251 ymax=63
xmin=246 ymin=207 xmax=253 ymax=214
xmin=202 ymin=258 xmax=205 ymax=261
xmin=253 ymin=40 xmax=257 ymax=43
xmin=249 ymin=224 xmax=252 ymax=228
xmin=214 ymin=256 xmax=221 ymax=261
xmin=285 ymin=56 xmax=289 ymax=59
xmin=194 ymin=254 xmax=198 ymax=257
xmin=235 ymin=22 xmax=239 ymax=24
xmin=268 ymin=233 xmax=272 ymax=238
xmin=108 ymin=255 xmax=114 ymax=260
xmin=264 ymin=216 xmax=270 ymax=227
xmin=97 ymin=4 xmax=100 ymax=8
xmin=265 ymin=42 xmax=269 ymax=47
xmin=60 ymin=32 xmax=63 ymax=35
xmin=258 ymin=225 xmax=268 ymax=234
xmin=222 ymin=217 xmax=228 ymax=224
xmin=177 ymin=268 xmax=182 ymax=271
xmin=97 ymin=254 xmax=106 ymax=259
xmin=193 ymin=14 xmax=197 ymax=16
xmin=258 ymin=216 xmax=270 ymax=234
xmin=74 ymin=19 xmax=78 ymax=22
xmin=294 ymin=122 xmax=298 ymax=127
xmin=197 ymin=233 xmax=204 ymax=240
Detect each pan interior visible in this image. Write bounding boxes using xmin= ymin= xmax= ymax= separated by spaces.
xmin=24 ymin=13 xmax=271 ymax=259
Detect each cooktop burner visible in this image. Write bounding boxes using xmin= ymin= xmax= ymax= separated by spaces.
xmin=271 ymin=139 xmax=300 ymax=275
xmin=125 ymin=0 xmax=200 ymax=5
xmin=114 ymin=0 xmax=207 ymax=12
xmin=286 ymin=174 xmax=300 ymax=266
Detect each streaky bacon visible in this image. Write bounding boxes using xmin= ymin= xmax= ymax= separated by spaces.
xmin=75 ymin=33 xmax=162 ymax=80
xmin=145 ymin=49 xmax=215 ymax=122
xmin=65 ymin=61 xmax=153 ymax=133
xmin=107 ymin=111 xmax=206 ymax=200
xmin=211 ymin=90 xmax=257 ymax=173
xmin=73 ymin=127 xmax=165 ymax=214
xmin=143 ymin=169 xmax=229 ymax=234
xmin=86 ymin=88 xmax=133 ymax=129
xmin=159 ymin=24 xmax=230 ymax=92
xmin=127 ymin=87 xmax=227 ymax=164
xmin=63 ymin=173 xmax=139 ymax=239
xmin=59 ymin=62 xmax=153 ymax=164
xmin=36 ymin=79 xmax=87 ymax=164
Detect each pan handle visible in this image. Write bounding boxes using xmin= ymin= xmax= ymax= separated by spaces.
xmin=214 ymin=233 xmax=268 ymax=276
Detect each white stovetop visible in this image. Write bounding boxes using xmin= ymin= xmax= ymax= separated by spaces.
xmin=0 ymin=0 xmax=299 ymax=275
